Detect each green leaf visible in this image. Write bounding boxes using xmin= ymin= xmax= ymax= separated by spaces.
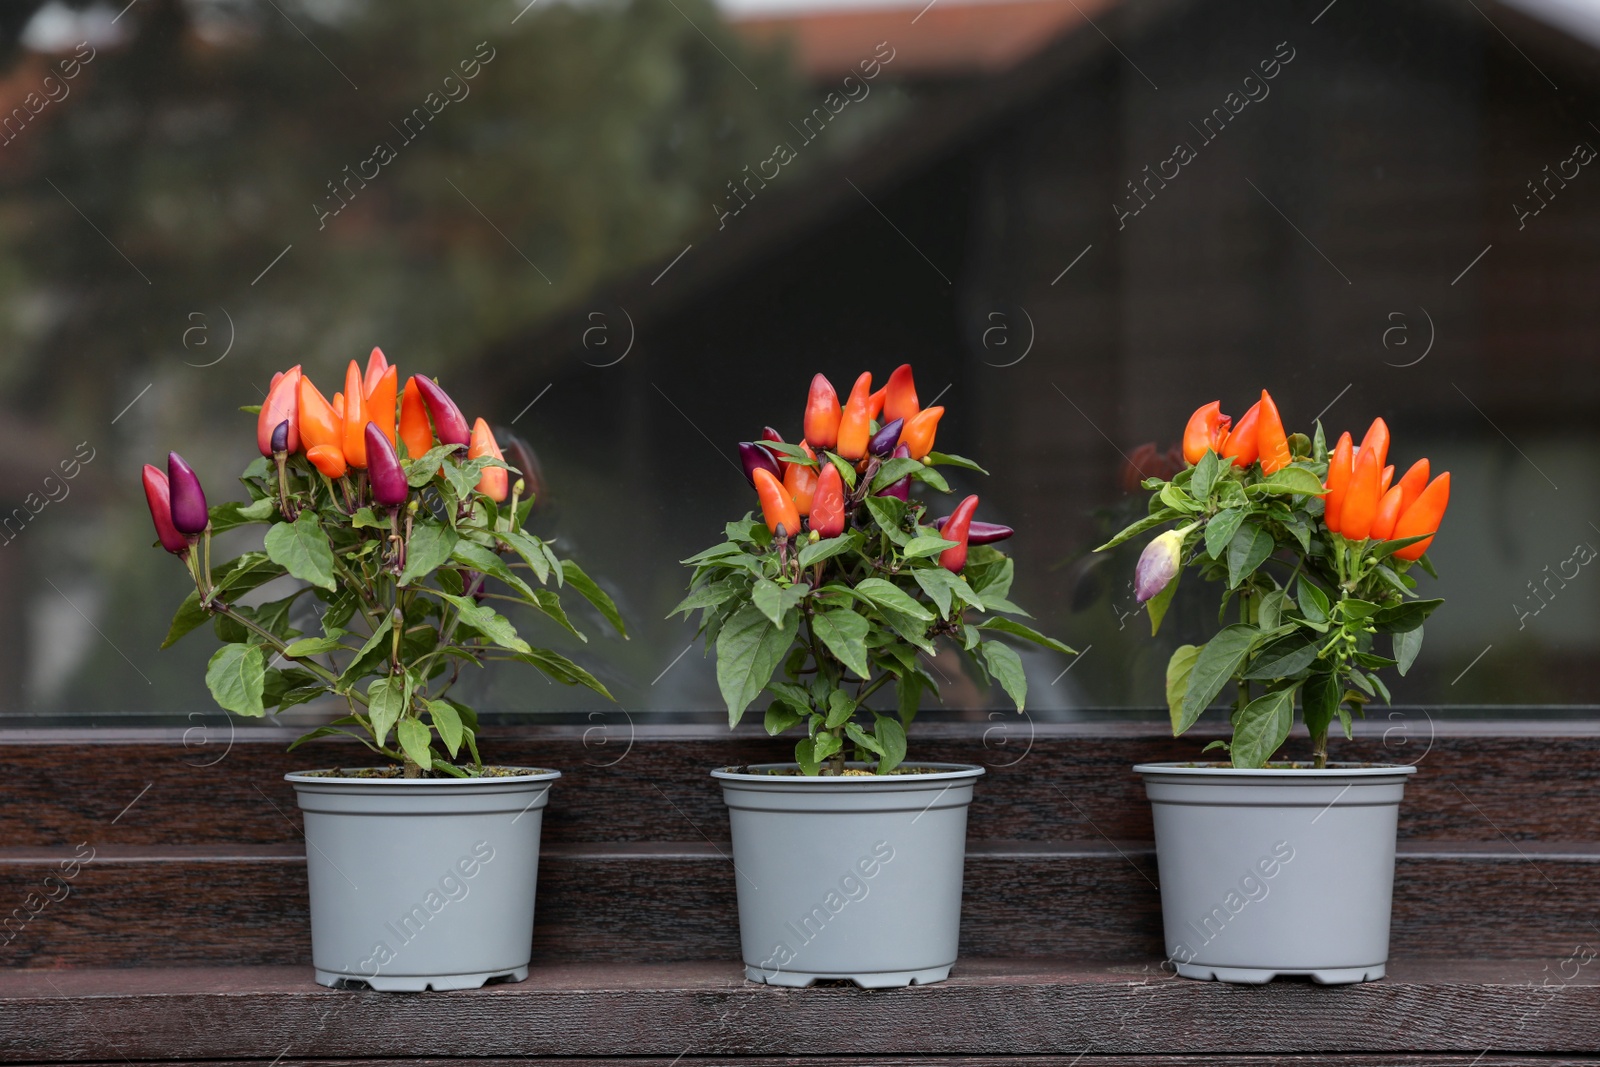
xmin=966 ymin=552 xmax=1013 ymax=600
xmin=826 ymin=453 xmax=858 ymax=489
xmin=428 ymin=700 xmax=464 ymax=757
xmin=825 ymin=691 xmax=857 ymax=729
xmin=762 ymin=441 xmax=817 ymax=466
xmin=798 ymin=532 xmax=860 ymax=569
xmin=1371 ymin=598 xmax=1443 ymax=634
xmin=794 ymin=736 xmax=822 ymax=776
xmin=752 ymin=578 xmax=808 ymax=628
xmin=1205 ymin=509 xmax=1245 ymax=560
xmin=1257 ymin=588 xmax=1288 ymax=631
xmin=1147 ymin=566 xmax=1180 ymax=636
xmin=861 ymin=496 xmax=910 ymax=545
xmin=367 ymin=675 xmax=408 ymax=747
xmin=855 ymin=577 xmax=934 ymax=621
xmin=162 ymin=591 xmax=209 ymax=649
xmin=1298 ymin=579 xmax=1331 ymax=625
xmin=404 ymin=445 xmax=459 ymax=486
xmin=669 ymin=576 xmax=746 ymax=618
xmin=396 ymin=718 xmax=434 ymax=769
xmin=1370 ymin=533 xmax=1433 ymax=561
xmin=263 ymin=511 xmax=337 ymax=591
xmin=715 ymin=602 xmax=799 ymax=727
xmin=1302 ymin=670 xmax=1340 ymax=743
xmin=400 ymin=523 xmax=460 ymax=587
xmin=1165 ymin=644 xmax=1200 ymax=735
xmin=681 ymin=541 xmax=744 ymax=566
xmin=510 ymin=648 xmax=613 ymax=699
xmin=813 ymin=731 xmax=843 ymax=763
xmin=1247 ymin=466 xmax=1327 ymax=497
xmin=870 ymin=457 xmax=922 ymax=493
xmin=561 ymin=559 xmax=627 ymax=637
xmin=923 ymin=451 xmax=989 ymax=474
xmin=980 ymin=641 xmax=1027 ymax=711
xmin=911 ymin=466 xmax=950 ymax=493
xmin=897 ymin=673 xmax=923 ymax=726
xmin=452 ymin=542 xmax=534 ymax=599
xmin=1230 ymin=687 xmax=1297 ymax=769
xmin=1095 ymin=509 xmax=1182 ymax=552
xmin=350 ymin=507 xmax=384 ymax=530
xmin=845 ymin=720 xmax=884 ymax=756
xmin=1394 ymin=625 xmax=1423 ymax=676
xmin=336 ymin=615 xmax=393 ymax=689
xmin=978 ymin=617 xmax=1074 ymax=656
xmin=812 ymin=609 xmax=872 ymax=680
xmin=1160 ymin=483 xmax=1201 ymax=513
xmin=205 ymin=644 xmax=265 ymax=717
xmin=873 ymin=715 xmax=908 ymax=772
xmin=902 ymin=534 xmax=961 ymax=560
xmin=1190 ymin=451 xmax=1221 ymax=501
xmin=1242 ymin=634 xmax=1318 ymax=680
xmin=1341 ymin=599 xmax=1383 ymax=621
xmin=499 ymin=528 xmax=551 ymax=583
xmin=1178 ymin=624 xmax=1259 ymax=733
xmin=764 ymin=701 xmax=806 ymax=735
xmin=285 ymin=633 xmax=349 ymax=658
xmin=1226 ymin=523 xmax=1274 ymax=588
xmin=437 ymin=592 xmax=531 ymax=655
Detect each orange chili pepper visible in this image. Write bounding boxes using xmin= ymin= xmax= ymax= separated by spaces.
xmin=257 ymin=365 xmax=302 ymax=457
xmin=1219 ymin=399 xmax=1262 ymax=469
xmin=363 ymin=346 xmax=389 ymax=396
xmin=1380 ymin=465 xmax=1394 ymax=496
xmin=297 ymin=377 xmax=342 ymax=454
xmin=867 ymin=386 xmax=887 ymax=421
xmin=784 ymin=441 xmax=819 ymax=516
xmin=399 ymin=377 xmax=433 ymax=460
xmin=835 ymin=372 xmax=874 ymax=460
xmin=1396 ymin=458 xmax=1430 ymax=514
xmin=809 ymin=462 xmax=846 ymax=538
xmin=1392 ymin=472 xmax=1450 ymax=561
xmin=332 ymin=392 xmax=344 ymax=421
xmin=1181 ymin=401 xmax=1231 ymax=466
xmin=803 ymin=373 xmax=841 ymax=450
xmin=1370 ymin=485 xmax=1406 ymax=540
xmin=753 ymin=467 xmax=800 ymax=537
xmin=1358 ymin=417 xmax=1390 ymax=471
xmin=898 ymin=405 xmax=944 ymax=460
xmin=468 ymin=417 xmax=508 ymax=502
xmin=1323 ymin=431 xmax=1354 ymax=534
xmin=1256 ymin=390 xmax=1291 ymax=475
xmin=1341 ymin=444 xmax=1382 ymax=540
xmin=881 ymin=364 xmax=919 ymax=425
xmin=306 ymin=444 xmax=348 ymax=479
xmin=340 ymin=361 xmax=368 ymax=469
xmin=364 ymin=365 xmax=398 ymax=446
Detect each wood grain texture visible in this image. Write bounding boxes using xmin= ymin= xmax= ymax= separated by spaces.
xmin=3 ymin=841 xmax=1595 ymax=968
xmin=2 ymin=724 xmax=1596 ymax=847
xmin=9 ymin=1059 xmax=1600 ymax=1067
xmin=0 ymin=960 xmax=1594 ymax=1060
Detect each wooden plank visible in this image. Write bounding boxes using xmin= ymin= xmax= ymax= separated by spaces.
xmin=2 ymin=724 xmax=1597 ymax=847
xmin=3 ymin=841 xmax=1594 ymax=967
xmin=9 ymin=1058 xmax=1600 ymax=1067
xmin=0 ymin=960 xmax=1594 ymax=1060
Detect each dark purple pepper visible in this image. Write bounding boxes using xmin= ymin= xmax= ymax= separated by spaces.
xmin=875 ymin=443 xmax=912 ymax=501
xmin=738 ymin=441 xmax=782 ymax=486
xmin=365 ymin=422 xmax=409 ymax=506
xmin=869 ymin=418 xmax=904 ymax=458
xmin=932 ymin=515 xmax=1013 ymax=545
xmin=166 ymin=452 xmax=209 ymax=535
xmin=413 ymin=375 xmax=471 ymax=447
xmin=270 ymin=419 xmax=290 ymax=455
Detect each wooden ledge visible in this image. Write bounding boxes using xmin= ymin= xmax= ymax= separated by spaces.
xmin=1 ymin=959 xmax=1595 ymax=1060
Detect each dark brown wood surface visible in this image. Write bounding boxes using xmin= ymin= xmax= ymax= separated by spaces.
xmin=8 ymin=1060 xmax=1600 ymax=1067
xmin=0 ymin=960 xmax=1594 ymax=1061
xmin=3 ymin=722 xmax=1596 ymax=847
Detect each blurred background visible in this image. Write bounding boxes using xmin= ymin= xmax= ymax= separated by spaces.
xmin=2 ymin=0 xmax=1598 ymax=725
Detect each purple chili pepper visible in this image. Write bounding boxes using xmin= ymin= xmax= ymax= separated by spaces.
xmin=413 ymin=375 xmax=471 ymax=447
xmin=868 ymin=418 xmax=904 ymax=458
xmin=875 ymin=443 xmax=912 ymax=501
xmin=166 ymin=452 xmax=209 ymax=535
xmin=931 ymin=515 xmax=1014 ymax=545
xmin=365 ymin=422 xmax=409 ymax=507
xmin=738 ymin=441 xmax=782 ymax=486
xmin=270 ymin=419 xmax=290 ymax=455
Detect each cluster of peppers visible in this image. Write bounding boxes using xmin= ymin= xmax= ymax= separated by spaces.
xmin=1181 ymin=389 xmax=1294 ymax=474
xmin=1322 ymin=419 xmax=1450 ymax=560
xmin=141 ymin=347 xmax=511 ymax=584
xmin=737 ymin=364 xmax=1010 ymax=573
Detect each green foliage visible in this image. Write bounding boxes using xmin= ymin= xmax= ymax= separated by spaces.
xmin=676 ymin=447 xmax=1073 ymax=774
xmin=164 ymin=439 xmax=622 ymax=776
xmin=1102 ymin=444 xmax=1446 ymax=768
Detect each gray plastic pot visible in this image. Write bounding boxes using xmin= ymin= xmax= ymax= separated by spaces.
xmin=1135 ymin=761 xmax=1416 ymax=985
xmin=711 ymin=761 xmax=983 ymax=989
xmin=285 ymin=767 xmax=560 ymax=992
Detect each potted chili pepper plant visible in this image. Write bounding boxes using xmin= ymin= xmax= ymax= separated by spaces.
xmin=676 ymin=364 xmax=1073 ymax=988
xmin=145 ymin=347 xmax=624 ymax=991
xmin=1101 ymin=390 xmax=1451 ymax=984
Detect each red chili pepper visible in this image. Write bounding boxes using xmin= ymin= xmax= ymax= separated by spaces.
xmin=1392 ymin=472 xmax=1450 ymax=561
xmin=1340 ymin=444 xmax=1382 ymax=540
xmin=141 ymin=465 xmax=189 ymax=554
xmin=341 ymin=361 xmax=368 ymax=469
xmin=899 ymin=405 xmax=944 ymax=460
xmin=1358 ymin=417 xmax=1390 ymax=472
xmin=399 ymin=377 xmax=433 ymax=460
xmin=306 ymin=445 xmax=348 ymax=479
xmin=809 ymin=462 xmax=846 ymax=538
xmin=1219 ymin=399 xmax=1262 ymax=469
xmin=365 ymin=365 xmax=398 ymax=446
xmin=1370 ymin=485 xmax=1406 ymax=540
xmin=297 ymin=376 xmax=341 ymax=454
xmin=363 ymin=346 xmax=389 ymax=396
xmin=867 ymin=388 xmax=887 ymax=421
xmin=1181 ymin=401 xmax=1232 ymax=466
xmin=784 ymin=441 xmax=818 ymax=515
xmin=835 ymin=372 xmax=874 ymax=460
xmin=1323 ymin=431 xmax=1354 ymax=534
xmin=939 ymin=494 xmax=979 ymax=572
xmin=1396 ymin=458 xmax=1429 ymax=514
xmin=366 ymin=422 xmax=409 ymax=506
xmin=932 ymin=514 xmax=1012 ymax=544
xmin=881 ymin=364 xmax=919 ymax=425
xmin=166 ymin=452 xmax=209 ymax=535
xmin=1255 ymin=390 xmax=1291 ymax=475
xmin=469 ymin=418 xmax=508 ymax=502
xmin=257 ymin=365 xmax=301 ymax=457
xmin=760 ymin=426 xmax=784 ymax=447
xmin=753 ymin=467 xmax=800 ymax=537
xmin=803 ymin=374 xmax=841 ymax=450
